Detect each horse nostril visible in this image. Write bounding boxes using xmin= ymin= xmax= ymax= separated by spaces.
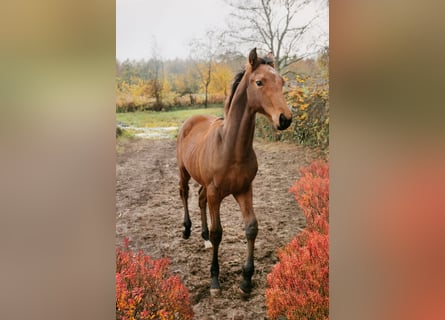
xmin=278 ymin=113 xmax=292 ymax=130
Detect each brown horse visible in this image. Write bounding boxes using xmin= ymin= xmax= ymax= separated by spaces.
xmin=176 ymin=48 xmax=292 ymax=295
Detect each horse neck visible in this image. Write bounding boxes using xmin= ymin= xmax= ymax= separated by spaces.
xmin=222 ymin=74 xmax=256 ymax=161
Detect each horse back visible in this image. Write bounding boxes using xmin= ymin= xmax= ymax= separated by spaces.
xmin=176 ymin=115 xmax=221 ymax=178
xmin=177 ymin=115 xmax=217 ymax=141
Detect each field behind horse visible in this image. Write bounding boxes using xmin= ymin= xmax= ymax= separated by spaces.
xmin=116 ymin=130 xmax=320 ymax=318
xmin=116 ymin=105 xmax=224 ymax=127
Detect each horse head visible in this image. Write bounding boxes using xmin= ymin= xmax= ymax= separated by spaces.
xmin=246 ymin=48 xmax=292 ymax=130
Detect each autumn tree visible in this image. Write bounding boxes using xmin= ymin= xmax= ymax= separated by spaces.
xmin=148 ymin=37 xmax=164 ymax=111
xmin=170 ymin=66 xmax=199 ymax=105
xmin=118 ymin=59 xmax=137 ymax=84
xmin=189 ymin=30 xmax=219 ymax=108
xmin=209 ymin=63 xmax=233 ymax=98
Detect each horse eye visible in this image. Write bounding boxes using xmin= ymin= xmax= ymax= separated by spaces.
xmin=256 ymin=80 xmax=263 ymax=86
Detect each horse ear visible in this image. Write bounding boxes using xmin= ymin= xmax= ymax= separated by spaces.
xmin=266 ymin=52 xmax=275 ymax=68
xmin=248 ymin=48 xmax=259 ymax=70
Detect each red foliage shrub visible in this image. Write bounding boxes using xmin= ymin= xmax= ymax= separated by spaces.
xmin=266 ymin=232 xmax=329 ymax=319
xmin=266 ymin=160 xmax=329 ymax=320
xmin=289 ymin=159 xmax=329 ymax=234
xmin=116 ymin=238 xmax=194 ymax=320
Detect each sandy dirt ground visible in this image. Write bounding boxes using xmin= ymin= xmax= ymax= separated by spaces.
xmin=116 ymin=137 xmax=320 ymax=319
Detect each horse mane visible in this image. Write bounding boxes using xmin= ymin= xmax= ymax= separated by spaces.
xmin=224 ymin=56 xmax=274 ymax=117
xmin=224 ymin=70 xmax=245 ymax=116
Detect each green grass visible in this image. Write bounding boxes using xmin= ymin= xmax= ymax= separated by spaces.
xmin=116 ymin=105 xmax=224 ymax=128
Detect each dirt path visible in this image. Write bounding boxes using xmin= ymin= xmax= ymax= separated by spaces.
xmin=116 ymin=137 xmax=320 ymax=319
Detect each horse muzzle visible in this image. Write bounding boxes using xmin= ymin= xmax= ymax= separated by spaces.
xmin=277 ymin=113 xmax=292 ymax=130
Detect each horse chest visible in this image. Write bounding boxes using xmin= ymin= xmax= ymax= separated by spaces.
xmin=215 ymin=161 xmax=258 ymax=194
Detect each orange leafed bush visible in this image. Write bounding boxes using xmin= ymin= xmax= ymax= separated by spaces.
xmin=289 ymin=159 xmax=329 ymax=234
xmin=266 ymin=232 xmax=329 ymax=319
xmin=266 ymin=160 xmax=329 ymax=320
xmin=116 ymin=238 xmax=194 ymax=320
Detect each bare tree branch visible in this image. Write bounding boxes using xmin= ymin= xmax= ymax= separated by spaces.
xmin=223 ymin=0 xmax=327 ymax=73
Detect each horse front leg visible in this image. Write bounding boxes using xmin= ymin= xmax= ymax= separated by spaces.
xmin=207 ymin=185 xmax=223 ymax=295
xmin=234 ymin=185 xmax=258 ymax=294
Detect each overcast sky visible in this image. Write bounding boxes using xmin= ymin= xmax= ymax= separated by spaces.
xmin=116 ymin=0 xmax=231 ymax=61
xmin=116 ymin=0 xmax=328 ymax=61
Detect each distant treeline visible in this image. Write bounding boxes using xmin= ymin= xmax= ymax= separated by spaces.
xmin=116 ymin=52 xmax=325 ymax=112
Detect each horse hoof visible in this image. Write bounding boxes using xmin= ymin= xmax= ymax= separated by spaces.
xmin=239 ymin=281 xmax=253 ymax=294
xmin=204 ymin=240 xmax=212 ymax=249
xmin=238 ymin=287 xmax=251 ymax=300
xmin=210 ymin=288 xmax=221 ymax=297
xmin=182 ymin=230 xmax=191 ymax=239
xmin=201 ymin=230 xmax=209 ymax=241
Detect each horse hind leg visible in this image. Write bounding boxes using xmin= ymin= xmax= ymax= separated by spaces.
xmin=207 ymin=185 xmax=223 ymax=295
xmin=179 ymin=167 xmax=191 ymax=239
xmin=198 ymin=186 xmax=210 ymax=241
